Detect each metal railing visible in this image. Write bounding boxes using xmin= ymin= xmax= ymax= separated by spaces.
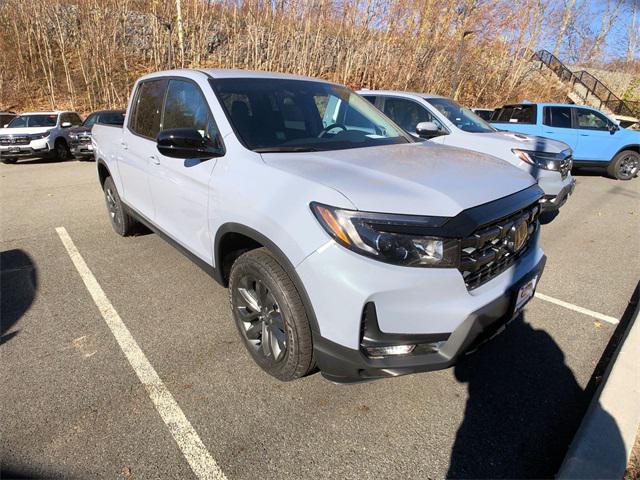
xmin=533 ymin=49 xmax=640 ymax=118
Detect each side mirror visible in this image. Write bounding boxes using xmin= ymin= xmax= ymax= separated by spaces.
xmin=608 ymin=123 xmax=620 ymax=134
xmin=416 ymin=121 xmax=445 ymax=139
xmin=156 ymin=128 xmax=224 ymax=159
xmin=61 ymin=122 xmax=72 ymax=128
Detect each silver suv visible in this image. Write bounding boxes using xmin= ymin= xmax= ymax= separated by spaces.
xmin=0 ymin=111 xmax=82 ymax=164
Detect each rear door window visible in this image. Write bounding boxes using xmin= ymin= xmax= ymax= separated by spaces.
xmin=543 ymin=107 xmax=573 ymax=128
xmin=129 ymin=79 xmax=168 ymax=139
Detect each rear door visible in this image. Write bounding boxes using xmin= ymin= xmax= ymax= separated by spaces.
xmin=573 ymin=107 xmax=616 ymax=162
xmin=120 ymin=78 xmax=168 ymax=220
xmin=541 ymin=106 xmax=578 ymax=153
xmin=148 ymin=78 xmax=221 ymax=263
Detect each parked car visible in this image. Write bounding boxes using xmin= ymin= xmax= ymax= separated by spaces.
xmin=359 ymin=91 xmax=574 ymax=210
xmin=490 ymin=103 xmax=640 ymax=180
xmin=0 ymin=111 xmax=82 ymax=164
xmin=69 ymin=110 xmax=125 ymax=160
xmin=93 ymin=69 xmax=546 ymax=383
xmin=0 ymin=111 xmax=16 ymax=127
xmin=472 ymin=108 xmax=494 ymax=121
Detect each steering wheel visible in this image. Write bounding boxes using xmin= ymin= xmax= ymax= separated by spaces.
xmin=318 ymin=123 xmax=347 ymax=138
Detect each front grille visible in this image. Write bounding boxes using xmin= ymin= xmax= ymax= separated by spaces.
xmin=0 ymin=136 xmax=30 ymax=145
xmin=459 ymin=203 xmax=540 ymax=290
xmin=77 ymin=132 xmax=92 ymax=143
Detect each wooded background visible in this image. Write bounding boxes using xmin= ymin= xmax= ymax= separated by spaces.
xmin=0 ymin=0 xmax=637 ymax=114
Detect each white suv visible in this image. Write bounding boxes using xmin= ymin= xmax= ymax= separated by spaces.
xmin=93 ymin=69 xmax=546 ymax=383
xmin=0 ymin=111 xmax=82 ymax=164
xmin=359 ymin=91 xmax=575 ymax=211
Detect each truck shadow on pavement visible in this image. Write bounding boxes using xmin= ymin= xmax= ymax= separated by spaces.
xmin=1 ymin=249 xmax=38 ymax=346
xmin=446 ymin=313 xmax=625 ymax=478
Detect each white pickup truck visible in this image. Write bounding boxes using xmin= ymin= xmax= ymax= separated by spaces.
xmin=93 ymin=69 xmax=546 ymax=383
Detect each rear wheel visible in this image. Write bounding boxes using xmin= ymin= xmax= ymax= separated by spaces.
xmin=229 ymin=248 xmax=315 ymax=381
xmin=102 ymin=177 xmax=138 ymax=236
xmin=608 ymin=150 xmax=639 ymax=180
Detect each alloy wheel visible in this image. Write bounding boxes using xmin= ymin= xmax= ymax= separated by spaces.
xmin=618 ymin=154 xmax=639 ymax=179
xmin=235 ymin=275 xmax=288 ymax=362
xmin=105 ymin=186 xmax=121 ymax=227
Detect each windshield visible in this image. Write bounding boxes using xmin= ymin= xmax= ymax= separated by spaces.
xmin=8 ymin=114 xmax=58 ymax=128
xmin=425 ymin=98 xmax=495 ymax=133
xmin=212 ymin=78 xmax=411 ymax=152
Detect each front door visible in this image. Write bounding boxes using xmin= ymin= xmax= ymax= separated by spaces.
xmin=148 ymin=78 xmax=221 ymax=264
xmin=573 ymin=107 xmax=616 ymax=162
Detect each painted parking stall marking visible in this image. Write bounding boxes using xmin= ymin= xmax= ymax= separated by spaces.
xmin=56 ymin=227 xmax=227 ymax=480
xmin=535 ymin=292 xmax=619 ymax=325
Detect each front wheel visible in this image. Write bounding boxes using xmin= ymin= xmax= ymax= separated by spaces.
xmin=608 ymin=150 xmax=640 ymax=180
xmin=229 ymin=248 xmax=315 ymax=381
xmin=1 ymin=157 xmax=17 ymax=164
xmin=53 ymin=139 xmax=71 ymax=161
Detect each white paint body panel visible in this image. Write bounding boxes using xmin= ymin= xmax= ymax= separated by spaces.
xmin=93 ymin=70 xmax=545 ymax=350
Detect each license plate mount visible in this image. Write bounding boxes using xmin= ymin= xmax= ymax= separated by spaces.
xmin=514 ymin=275 xmax=538 ymax=314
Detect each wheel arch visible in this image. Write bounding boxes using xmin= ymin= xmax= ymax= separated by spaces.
xmin=612 ymin=144 xmax=640 ymax=160
xmin=214 ymin=223 xmax=320 ymax=334
xmin=96 ymin=158 xmax=111 ymax=187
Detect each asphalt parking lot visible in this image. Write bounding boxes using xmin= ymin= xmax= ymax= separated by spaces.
xmin=1 ymin=159 xmax=639 ymax=479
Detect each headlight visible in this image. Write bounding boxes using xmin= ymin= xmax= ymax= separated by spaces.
xmin=512 ymin=148 xmax=570 ymax=171
xmin=29 ymin=132 xmax=50 ymax=140
xmin=310 ymin=203 xmax=459 ymax=267
xmin=68 ymin=133 xmax=78 ymax=140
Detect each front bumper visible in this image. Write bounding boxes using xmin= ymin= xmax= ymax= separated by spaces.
xmin=71 ymin=143 xmax=94 ymax=157
xmin=314 ymin=254 xmax=546 ymax=383
xmin=540 ymin=177 xmax=575 ymax=211
xmin=0 ymin=139 xmax=51 ymax=158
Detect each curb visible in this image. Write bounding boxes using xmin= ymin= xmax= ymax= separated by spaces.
xmin=557 ymin=284 xmax=640 ymax=479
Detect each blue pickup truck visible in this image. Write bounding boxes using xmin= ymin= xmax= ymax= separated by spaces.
xmin=491 ymin=103 xmax=639 ymax=180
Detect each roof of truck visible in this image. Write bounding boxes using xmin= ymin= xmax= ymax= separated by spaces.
xmin=357 ymin=90 xmax=448 ymax=100
xmin=138 ymin=68 xmax=336 ymax=84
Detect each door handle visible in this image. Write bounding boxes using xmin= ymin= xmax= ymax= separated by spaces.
xmin=150 ymin=155 xmax=160 ymax=165
xmin=120 ymin=141 xmax=128 ymax=150
xmin=579 ymin=133 xmax=589 ymax=136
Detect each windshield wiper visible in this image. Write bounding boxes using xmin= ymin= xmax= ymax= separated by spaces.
xmin=254 ymin=146 xmax=318 ymax=153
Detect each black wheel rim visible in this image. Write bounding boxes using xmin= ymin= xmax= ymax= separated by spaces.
xmin=235 ymin=275 xmax=287 ymax=362
xmin=105 ymin=186 xmax=121 ymax=227
xmin=618 ymin=154 xmax=639 ymax=179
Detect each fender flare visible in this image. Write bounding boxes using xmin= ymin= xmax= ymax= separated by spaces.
xmin=612 ymin=144 xmax=640 ymax=162
xmin=214 ymin=222 xmax=321 ymax=334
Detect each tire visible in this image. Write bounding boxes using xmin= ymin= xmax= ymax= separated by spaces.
xmin=102 ymin=177 xmax=138 ymax=236
xmin=229 ymin=248 xmax=315 ymax=381
xmin=53 ymin=139 xmax=71 ymax=161
xmin=1 ymin=157 xmax=17 ymax=164
xmin=607 ymin=150 xmax=640 ymax=180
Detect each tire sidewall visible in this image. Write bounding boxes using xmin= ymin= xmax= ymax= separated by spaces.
xmin=229 ymin=251 xmax=306 ymax=381
xmin=610 ymin=151 xmax=640 ymax=180
xmin=54 ymin=139 xmax=69 ymax=161
xmin=103 ymin=177 xmax=126 ymax=236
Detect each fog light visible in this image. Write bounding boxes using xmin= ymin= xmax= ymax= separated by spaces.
xmin=364 ymin=344 xmax=415 ymax=358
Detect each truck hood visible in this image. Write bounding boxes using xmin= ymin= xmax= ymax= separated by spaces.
xmin=262 ymin=142 xmax=536 ymax=217
xmin=0 ymin=127 xmax=53 ymax=136
xmin=475 ymin=130 xmax=570 ymax=153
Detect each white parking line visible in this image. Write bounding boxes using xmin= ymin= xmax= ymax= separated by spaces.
xmin=535 ymin=292 xmax=619 ymax=325
xmin=56 ymin=227 xmax=226 ymax=480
